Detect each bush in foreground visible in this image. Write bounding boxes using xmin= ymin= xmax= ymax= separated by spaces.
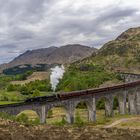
xmin=0 ymin=112 xmax=40 ymax=125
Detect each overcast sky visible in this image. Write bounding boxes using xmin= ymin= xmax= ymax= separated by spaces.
xmin=0 ymin=0 xmax=140 ymax=64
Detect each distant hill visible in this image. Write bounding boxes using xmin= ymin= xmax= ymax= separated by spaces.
xmin=77 ymin=27 xmax=140 ymax=73
xmin=0 ymin=44 xmax=97 ymax=73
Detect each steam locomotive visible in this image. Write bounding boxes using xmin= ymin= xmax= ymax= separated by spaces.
xmin=25 ymin=80 xmax=140 ymax=103
xmin=25 ymin=95 xmax=59 ymax=103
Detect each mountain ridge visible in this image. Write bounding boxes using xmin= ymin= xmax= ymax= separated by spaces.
xmin=0 ymin=44 xmax=97 ymax=73
xmin=74 ymin=26 xmax=140 ymax=73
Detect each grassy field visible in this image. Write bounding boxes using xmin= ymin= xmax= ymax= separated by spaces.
xmin=0 ymin=101 xmax=18 ymax=105
xmin=118 ymin=119 xmax=140 ymax=128
xmin=19 ymin=107 xmax=139 ymax=126
xmin=0 ymin=89 xmax=54 ymax=103
xmin=0 ymin=90 xmax=26 ymax=101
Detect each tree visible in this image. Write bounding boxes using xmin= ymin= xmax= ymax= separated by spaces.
xmin=32 ymin=89 xmax=40 ymax=97
xmin=7 ymin=84 xmax=15 ymax=91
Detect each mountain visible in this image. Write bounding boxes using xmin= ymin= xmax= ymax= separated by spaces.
xmin=76 ymin=27 xmax=140 ymax=73
xmin=99 ymin=27 xmax=140 ymax=56
xmin=0 ymin=44 xmax=97 ymax=73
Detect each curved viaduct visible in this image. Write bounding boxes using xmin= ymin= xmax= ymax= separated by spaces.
xmin=0 ymin=73 xmax=140 ymax=124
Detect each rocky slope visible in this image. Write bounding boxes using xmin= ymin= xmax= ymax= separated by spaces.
xmin=0 ymin=44 xmax=97 ymax=72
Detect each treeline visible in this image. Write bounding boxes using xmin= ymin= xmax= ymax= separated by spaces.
xmin=0 ymin=71 xmax=33 ymax=90
xmin=3 ymin=64 xmax=46 ymax=75
xmin=13 ymin=71 xmax=33 ymax=81
xmin=3 ymin=64 xmax=58 ymax=75
xmin=7 ymin=80 xmax=52 ymax=95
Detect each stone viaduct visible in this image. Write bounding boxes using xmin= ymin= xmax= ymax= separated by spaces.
xmin=0 ymin=73 xmax=140 ymax=124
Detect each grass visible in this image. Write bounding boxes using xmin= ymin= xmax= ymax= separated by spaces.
xmin=56 ymin=64 xmax=119 ymax=92
xmin=17 ymin=107 xmax=140 ymax=127
xmin=0 ymin=90 xmax=26 ymax=101
xmin=0 ymin=105 xmax=139 ymax=128
xmin=119 ymin=119 xmax=140 ymax=128
xmin=0 ymin=101 xmax=18 ymax=105
xmin=18 ymin=110 xmax=38 ymax=120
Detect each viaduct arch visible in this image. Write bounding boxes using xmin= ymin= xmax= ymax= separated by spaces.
xmin=0 ymin=73 xmax=139 ymax=124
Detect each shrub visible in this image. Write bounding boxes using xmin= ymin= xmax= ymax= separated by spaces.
xmin=113 ymin=97 xmax=119 ymax=109
xmin=47 ymin=110 xmax=53 ymax=118
xmin=32 ymin=89 xmax=40 ymax=97
xmin=96 ymin=99 xmax=105 ymax=109
xmin=76 ymin=102 xmax=86 ymax=109
xmin=0 ymin=112 xmax=40 ymax=125
xmin=7 ymin=84 xmax=15 ymax=92
xmin=28 ymin=118 xmax=40 ymax=125
xmin=54 ymin=115 xmax=67 ymax=126
xmin=16 ymin=113 xmax=29 ymax=123
xmin=0 ymin=112 xmax=16 ymax=121
xmin=74 ymin=112 xmax=84 ymax=127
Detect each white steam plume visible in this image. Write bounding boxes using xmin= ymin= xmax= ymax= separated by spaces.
xmin=50 ymin=65 xmax=65 ymax=92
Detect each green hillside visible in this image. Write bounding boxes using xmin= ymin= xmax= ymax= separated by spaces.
xmin=56 ymin=64 xmax=120 ymax=92
xmin=76 ymin=27 xmax=140 ymax=73
xmin=57 ymin=27 xmax=140 ymax=91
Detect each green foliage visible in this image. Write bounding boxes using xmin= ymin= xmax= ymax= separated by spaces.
xmin=16 ymin=113 xmax=40 ymax=125
xmin=53 ymin=115 xmax=67 ymax=126
xmin=0 ymin=112 xmax=40 ymax=125
xmin=0 ymin=74 xmax=51 ymax=102
xmin=115 ymin=74 xmax=123 ymax=81
xmin=74 ymin=112 xmax=84 ymax=127
xmin=12 ymin=71 xmax=33 ymax=81
xmin=7 ymin=80 xmax=52 ymax=95
xmin=3 ymin=64 xmax=55 ymax=75
xmin=113 ymin=97 xmax=119 ymax=109
xmin=16 ymin=113 xmax=29 ymax=123
xmin=0 ymin=101 xmax=18 ymax=105
xmin=95 ymin=117 xmax=110 ymax=125
xmin=32 ymin=89 xmax=41 ymax=97
xmin=135 ymin=49 xmax=140 ymax=62
xmin=7 ymin=84 xmax=16 ymax=92
xmin=56 ymin=64 xmax=117 ymax=92
xmin=47 ymin=110 xmax=53 ymax=118
xmin=0 ymin=112 xmax=16 ymax=121
xmin=76 ymin=102 xmax=86 ymax=109
xmin=22 ymin=80 xmax=52 ymax=93
xmin=96 ymin=97 xmax=119 ymax=110
xmin=28 ymin=118 xmax=40 ymax=125
xmin=0 ymin=75 xmax=13 ymax=89
xmin=96 ymin=99 xmax=105 ymax=109
xmin=0 ymin=90 xmax=25 ymax=102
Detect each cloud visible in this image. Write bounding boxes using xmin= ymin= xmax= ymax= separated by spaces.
xmin=0 ymin=0 xmax=140 ymax=63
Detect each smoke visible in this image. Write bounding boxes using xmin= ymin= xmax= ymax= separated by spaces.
xmin=50 ymin=65 xmax=65 ymax=91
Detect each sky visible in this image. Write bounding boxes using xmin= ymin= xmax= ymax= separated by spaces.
xmin=0 ymin=0 xmax=140 ymax=64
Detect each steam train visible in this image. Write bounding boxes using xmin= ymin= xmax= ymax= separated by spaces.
xmin=25 ymin=80 xmax=140 ymax=103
